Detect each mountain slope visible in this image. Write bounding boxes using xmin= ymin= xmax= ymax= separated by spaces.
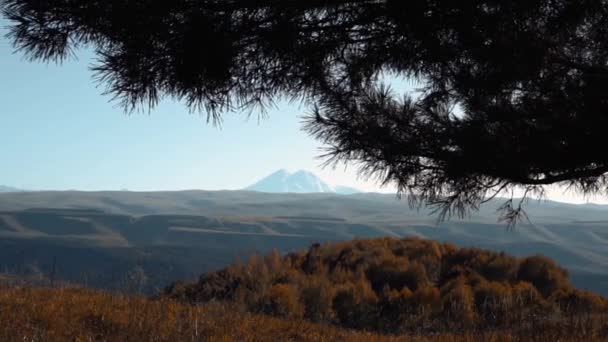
xmin=334 ymin=185 xmax=360 ymax=194
xmin=0 ymin=190 xmax=607 ymax=295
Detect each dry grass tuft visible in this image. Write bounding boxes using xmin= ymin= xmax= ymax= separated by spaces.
xmin=0 ymin=286 xmax=606 ymax=341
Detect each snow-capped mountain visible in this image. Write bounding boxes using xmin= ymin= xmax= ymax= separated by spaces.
xmin=245 ymin=170 xmax=360 ymax=194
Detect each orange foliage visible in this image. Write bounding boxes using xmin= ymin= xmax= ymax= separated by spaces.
xmin=164 ymin=237 xmax=608 ymax=335
xmin=259 ymin=283 xmax=303 ymax=318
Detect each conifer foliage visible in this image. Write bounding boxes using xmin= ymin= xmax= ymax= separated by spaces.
xmin=4 ymin=1 xmax=608 ymax=215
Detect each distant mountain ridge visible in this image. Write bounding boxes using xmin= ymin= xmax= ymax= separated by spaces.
xmin=0 ymin=186 xmax=23 ymax=193
xmin=245 ymin=169 xmax=360 ymax=194
xmin=0 ymin=190 xmax=607 ymax=295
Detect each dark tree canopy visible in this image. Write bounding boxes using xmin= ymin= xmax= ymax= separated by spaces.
xmin=3 ymin=0 xmax=608 ymax=221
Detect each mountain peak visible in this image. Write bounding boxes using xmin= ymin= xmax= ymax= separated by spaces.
xmin=291 ymin=169 xmax=314 ymax=176
xmin=245 ymin=170 xmax=359 ymax=194
xmin=271 ymin=169 xmax=290 ymax=176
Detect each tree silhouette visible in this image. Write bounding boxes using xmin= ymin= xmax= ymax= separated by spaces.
xmin=3 ymin=1 xmax=608 ymax=218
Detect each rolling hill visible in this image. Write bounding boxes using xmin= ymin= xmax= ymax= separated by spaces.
xmin=0 ymin=190 xmax=606 ymax=295
xmin=0 ymin=186 xmax=23 ymax=193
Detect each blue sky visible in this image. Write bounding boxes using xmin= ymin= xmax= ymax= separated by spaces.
xmin=0 ymin=26 xmax=380 ymax=192
xmin=1 ymin=24 xmax=606 ymax=204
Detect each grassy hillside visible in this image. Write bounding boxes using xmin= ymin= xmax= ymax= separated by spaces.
xmin=0 ymin=191 xmax=606 ymax=295
xmin=0 ymin=287 xmax=401 ymax=342
xmin=0 ymin=286 xmax=606 ymax=341
xmin=0 ymin=234 xmax=606 ymax=340
xmin=2 ymin=190 xmax=608 ymax=223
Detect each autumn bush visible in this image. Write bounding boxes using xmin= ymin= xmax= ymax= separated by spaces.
xmin=164 ymin=237 xmax=608 ymax=336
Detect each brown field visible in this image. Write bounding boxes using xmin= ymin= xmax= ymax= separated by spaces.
xmin=0 ymin=286 xmax=606 ymax=342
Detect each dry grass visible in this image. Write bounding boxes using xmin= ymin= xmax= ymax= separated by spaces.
xmin=0 ymin=287 xmax=400 ymax=342
xmin=0 ymin=286 xmax=606 ymax=341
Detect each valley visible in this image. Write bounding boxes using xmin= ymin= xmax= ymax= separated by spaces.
xmin=0 ymin=190 xmax=606 ymax=295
